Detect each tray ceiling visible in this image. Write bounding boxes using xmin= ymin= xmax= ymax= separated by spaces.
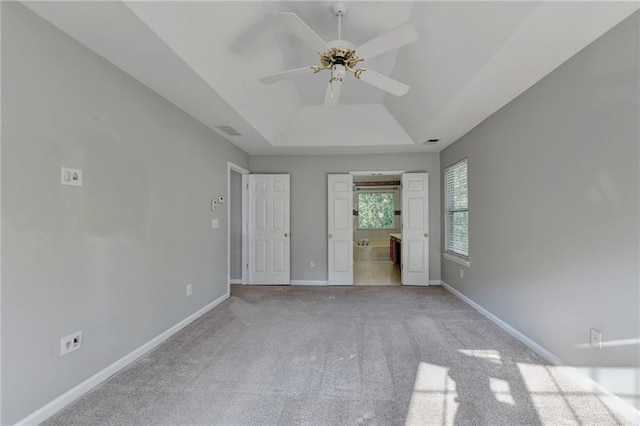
xmin=23 ymin=1 xmax=639 ymax=155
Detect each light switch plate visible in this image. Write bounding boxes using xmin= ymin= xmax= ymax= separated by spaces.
xmin=211 ymin=219 xmax=219 ymax=229
xmin=61 ymin=167 xmax=82 ymax=187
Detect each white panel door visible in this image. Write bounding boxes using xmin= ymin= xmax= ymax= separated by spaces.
xmin=402 ymin=173 xmax=429 ymax=286
xmin=328 ymin=174 xmax=353 ymax=285
xmin=248 ymin=175 xmax=290 ymax=285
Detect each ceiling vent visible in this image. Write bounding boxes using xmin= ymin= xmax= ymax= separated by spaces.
xmin=422 ymin=139 xmax=439 ymax=145
xmin=216 ymin=125 xmax=241 ymax=136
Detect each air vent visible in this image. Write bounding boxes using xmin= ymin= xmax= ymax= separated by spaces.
xmin=422 ymin=139 xmax=440 ymax=145
xmin=216 ymin=125 xmax=241 ymax=136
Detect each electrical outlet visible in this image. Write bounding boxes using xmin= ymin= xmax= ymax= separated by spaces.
xmin=460 ymin=269 xmax=464 ymax=279
xmin=310 ymin=261 xmax=315 ymax=268
xmin=186 ymin=283 xmax=192 ymax=296
xmin=590 ymin=328 xmax=602 ymax=349
xmin=61 ymin=331 xmax=82 ymax=356
xmin=60 ymin=167 xmax=83 ymax=187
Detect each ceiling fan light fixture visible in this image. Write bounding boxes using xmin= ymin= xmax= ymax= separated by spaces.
xmin=329 ymin=64 xmax=345 ymax=99
xmin=331 ymin=63 xmax=346 ymax=79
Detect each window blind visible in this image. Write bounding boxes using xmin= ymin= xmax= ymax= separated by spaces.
xmin=445 ymin=159 xmax=468 ymax=258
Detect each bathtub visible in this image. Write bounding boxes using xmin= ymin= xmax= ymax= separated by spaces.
xmin=354 ymin=238 xmax=390 ymax=261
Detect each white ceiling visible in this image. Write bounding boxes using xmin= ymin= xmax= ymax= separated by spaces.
xmin=23 ymin=1 xmax=639 ymax=155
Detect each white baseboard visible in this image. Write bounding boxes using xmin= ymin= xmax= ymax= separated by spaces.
xmin=16 ymin=292 xmax=230 ymax=426
xmin=288 ymin=280 xmax=441 ymax=286
xmin=440 ymin=281 xmax=640 ymax=424
xmin=229 ymin=279 xmax=242 ymax=284
xmin=290 ymin=280 xmax=328 ymax=286
xmin=440 ymin=281 xmax=561 ymax=363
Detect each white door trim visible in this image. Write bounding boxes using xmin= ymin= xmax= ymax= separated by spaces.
xmin=227 ymin=162 xmax=249 ymax=295
xmin=350 ymin=170 xmax=405 ymax=176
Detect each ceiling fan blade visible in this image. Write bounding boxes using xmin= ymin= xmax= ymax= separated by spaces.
xmin=259 ymin=66 xmax=317 ymax=84
xmin=356 ymin=69 xmax=409 ymax=97
xmin=356 ymin=23 xmax=418 ymax=60
xmin=324 ymin=78 xmax=343 ymax=107
xmin=279 ymin=12 xmax=330 ymax=53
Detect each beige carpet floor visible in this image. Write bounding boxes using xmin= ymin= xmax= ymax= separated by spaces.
xmin=44 ymin=285 xmax=632 ymax=425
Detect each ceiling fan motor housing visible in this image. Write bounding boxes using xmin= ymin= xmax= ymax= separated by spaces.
xmin=321 ymin=41 xmax=361 ymax=72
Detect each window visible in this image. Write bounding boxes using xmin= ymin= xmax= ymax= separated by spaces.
xmin=445 ymin=159 xmax=468 ymax=261
xmin=358 ymin=192 xmax=394 ymax=229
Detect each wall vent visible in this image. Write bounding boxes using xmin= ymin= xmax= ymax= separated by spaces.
xmin=422 ymin=139 xmax=440 ymax=145
xmin=216 ymin=125 xmax=241 ymax=136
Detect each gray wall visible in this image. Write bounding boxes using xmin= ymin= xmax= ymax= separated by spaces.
xmin=1 ymin=4 xmax=248 ymax=424
xmin=440 ymin=12 xmax=639 ymax=408
xmin=230 ymin=171 xmax=243 ymax=280
xmin=249 ymin=153 xmax=440 ymax=282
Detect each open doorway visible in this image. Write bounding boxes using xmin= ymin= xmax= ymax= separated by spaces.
xmin=352 ymin=173 xmax=402 ymax=286
xmin=227 ymin=162 xmax=249 ymax=293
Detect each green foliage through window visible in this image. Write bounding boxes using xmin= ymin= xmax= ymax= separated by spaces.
xmin=358 ymin=192 xmax=394 ymax=229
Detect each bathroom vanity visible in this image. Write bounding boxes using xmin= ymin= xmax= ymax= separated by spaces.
xmin=389 ymin=233 xmax=401 ymax=270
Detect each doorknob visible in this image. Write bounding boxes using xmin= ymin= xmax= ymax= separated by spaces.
xmin=284 ymin=233 xmax=288 ymax=237
xmin=424 ymin=233 xmax=429 ymax=238
xmin=328 ymin=233 xmax=333 ymax=238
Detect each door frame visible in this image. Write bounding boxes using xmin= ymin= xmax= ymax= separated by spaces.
xmin=227 ymin=161 xmax=249 ymax=295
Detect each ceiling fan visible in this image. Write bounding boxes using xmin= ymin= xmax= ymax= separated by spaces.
xmin=259 ymin=2 xmax=418 ymax=107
